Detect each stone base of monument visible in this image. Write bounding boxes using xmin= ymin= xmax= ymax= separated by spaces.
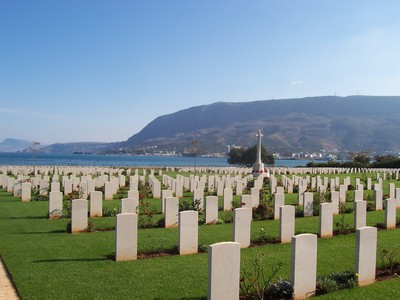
xmin=252 ymin=163 xmax=265 ymax=177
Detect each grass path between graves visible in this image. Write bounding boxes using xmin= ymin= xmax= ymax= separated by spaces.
xmin=1 ymin=189 xmax=400 ymax=299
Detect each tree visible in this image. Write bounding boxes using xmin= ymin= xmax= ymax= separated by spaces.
xmin=227 ymin=147 xmax=245 ymax=165
xmin=372 ymin=154 xmax=400 ymax=168
xmin=227 ymin=145 xmax=274 ymax=167
xmin=348 ymin=151 xmax=370 ymax=165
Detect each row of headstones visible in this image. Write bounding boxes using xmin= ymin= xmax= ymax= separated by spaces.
xmin=267 ymin=166 xmax=400 ymax=176
xmin=0 ymin=165 xmax=254 ymax=178
xmin=47 ymin=190 xmax=141 ymax=219
xmin=112 ymin=205 xmax=380 ymax=299
xmin=67 ymin=200 xmax=254 ymax=251
xmin=2 ymin=165 xmax=399 ymax=182
xmin=273 ymin=188 xmax=399 ymax=226
xmin=1 ymin=170 xmax=254 ymax=201
xmin=273 ymin=174 xmax=389 ymax=195
xmin=0 ymin=172 xmax=145 ymax=200
xmin=161 ymin=173 xmax=252 ymax=195
xmin=208 ymin=226 xmax=378 ymax=299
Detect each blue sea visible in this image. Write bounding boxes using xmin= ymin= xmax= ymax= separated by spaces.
xmin=0 ymin=152 xmax=311 ymax=167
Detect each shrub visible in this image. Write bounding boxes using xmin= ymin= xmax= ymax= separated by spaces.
xmin=316 ymin=271 xmax=355 ymax=295
xmin=219 ymin=211 xmax=233 ymax=223
xmin=179 ymin=199 xmax=195 ymax=211
xmin=240 ymin=251 xmax=283 ymax=299
xmin=295 ymin=206 xmax=304 ymax=217
xmin=334 ymin=213 xmax=353 ymax=235
xmin=316 ymin=277 xmax=338 ymax=294
xmin=252 ymin=201 xmax=273 ymax=221
xmin=264 ymin=278 xmax=293 ymax=299
xmin=379 ymin=248 xmax=400 ymax=274
xmin=138 ymin=200 xmax=157 ymax=229
xmin=63 ymin=200 xmax=72 ymax=218
xmin=252 ymin=227 xmax=277 ymax=244
xmin=103 ymin=206 xmax=120 ymax=217
xmin=86 ymin=221 xmax=96 ymax=232
xmin=198 ymin=244 xmax=208 ymax=253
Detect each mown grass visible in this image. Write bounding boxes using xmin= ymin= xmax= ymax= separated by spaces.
xmin=1 ymin=171 xmax=400 ymax=299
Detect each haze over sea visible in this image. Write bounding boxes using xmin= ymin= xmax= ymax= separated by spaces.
xmin=0 ymin=153 xmax=310 ymax=168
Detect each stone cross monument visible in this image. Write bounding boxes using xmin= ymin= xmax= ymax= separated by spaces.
xmin=253 ymin=129 xmax=265 ymax=174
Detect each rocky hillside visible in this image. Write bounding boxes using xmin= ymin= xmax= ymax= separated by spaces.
xmin=123 ymin=95 xmax=400 ymax=153
xmin=0 ymin=138 xmax=31 ymax=152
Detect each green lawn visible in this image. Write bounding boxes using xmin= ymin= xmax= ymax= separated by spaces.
xmin=1 ymin=173 xmax=400 ymax=299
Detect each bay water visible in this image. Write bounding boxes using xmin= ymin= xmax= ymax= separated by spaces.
xmin=0 ymin=152 xmax=311 ymax=167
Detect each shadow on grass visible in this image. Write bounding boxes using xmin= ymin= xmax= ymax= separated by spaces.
xmin=13 ymin=230 xmax=66 ymax=234
xmin=33 ymin=257 xmax=111 ymax=263
xmin=1 ymin=216 xmax=48 ymax=220
xmin=157 ymin=298 xmax=206 ymax=300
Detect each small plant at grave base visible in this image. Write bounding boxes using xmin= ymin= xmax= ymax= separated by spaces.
xmin=198 ymin=213 xmax=205 ymax=225
xmin=198 ymin=244 xmax=208 ymax=253
xmin=240 ymin=251 xmax=284 ymax=299
xmin=264 ymin=278 xmax=293 ymax=299
xmin=313 ymin=192 xmax=329 ymax=216
xmin=295 ymin=206 xmax=304 ymax=217
xmin=63 ymin=200 xmax=72 ymax=218
xmin=383 ymin=194 xmax=390 ymax=200
xmin=138 ymin=181 xmax=152 ymax=199
xmin=379 ymin=248 xmax=400 ymax=275
xmin=252 ymin=201 xmax=274 ymax=221
xmin=334 ymin=213 xmax=353 ymax=235
xmin=86 ymin=221 xmax=96 ymax=233
xmin=193 ymin=198 xmax=202 ymax=212
xmin=339 ymin=202 xmax=353 ymax=214
xmin=219 ymin=211 xmax=232 ymax=223
xmin=365 ymin=193 xmax=373 ymax=202
xmin=316 ymin=277 xmax=338 ymax=294
xmin=375 ymin=221 xmax=385 ymax=229
xmin=231 ymin=200 xmax=241 ymax=209
xmin=102 ymin=206 xmax=120 ymax=217
xmin=138 ymin=200 xmax=157 ymax=229
xmin=366 ymin=201 xmax=375 ymax=211
xmin=179 ymin=199 xmax=195 ymax=211
xmin=253 ymin=227 xmax=277 ymax=244
xmin=315 ymin=271 xmax=356 ymax=295
xmin=156 ymin=217 xmax=165 ymax=228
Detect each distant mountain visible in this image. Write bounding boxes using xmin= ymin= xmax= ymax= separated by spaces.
xmin=0 ymin=138 xmax=31 ymax=152
xmin=39 ymin=142 xmax=110 ymax=154
xmin=123 ymin=95 xmax=400 ymax=153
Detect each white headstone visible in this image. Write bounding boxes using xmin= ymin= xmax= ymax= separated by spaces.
xmin=49 ymin=191 xmax=63 ymax=219
xmin=165 ymin=197 xmax=179 ymax=228
xmin=319 ymin=203 xmax=333 ymax=238
xmin=279 ymin=205 xmax=295 ymax=243
xmin=179 ymin=211 xmax=198 ymax=255
xmin=355 ymin=226 xmax=377 ymax=286
xmin=115 ymin=213 xmax=137 ymax=261
xmin=205 ymin=196 xmax=218 ymax=224
xmin=233 ymin=208 xmax=252 ymax=248
xmin=354 ymin=201 xmax=367 ymax=229
xmin=291 ymin=234 xmax=317 ymax=299
xmin=90 ymin=191 xmax=103 ymax=217
xmin=384 ymin=198 xmax=397 ymax=229
xmin=208 ymin=242 xmax=240 ymax=300
xmin=71 ymin=199 xmax=88 ymax=233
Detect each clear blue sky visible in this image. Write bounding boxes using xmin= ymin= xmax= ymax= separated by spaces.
xmin=1 ymin=0 xmax=400 ymax=144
